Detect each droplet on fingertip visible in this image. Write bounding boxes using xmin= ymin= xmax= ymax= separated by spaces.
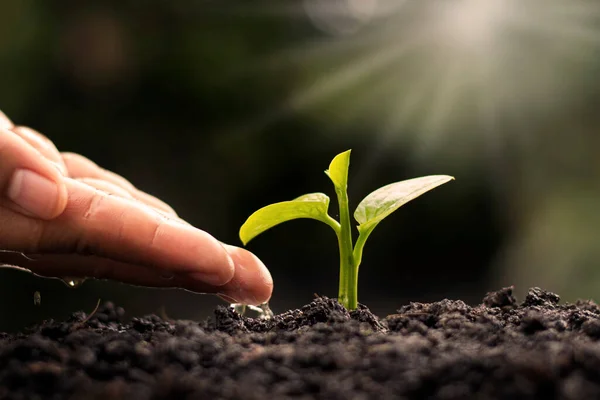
xmin=61 ymin=277 xmax=86 ymax=288
xmin=229 ymin=301 xmax=274 ymax=320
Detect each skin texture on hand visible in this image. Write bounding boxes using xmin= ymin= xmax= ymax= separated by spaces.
xmin=0 ymin=110 xmax=272 ymax=305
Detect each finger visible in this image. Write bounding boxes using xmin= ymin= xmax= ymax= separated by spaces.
xmin=35 ymin=178 xmax=235 ymax=286
xmin=0 ymin=127 xmax=68 ymax=220
xmin=216 ymin=244 xmax=273 ymax=305
xmin=62 ymin=152 xmax=177 ymax=216
xmin=61 ymin=152 xmax=136 ymax=191
xmin=10 ymin=126 xmax=68 ymax=175
xmin=76 ymin=178 xmax=135 ymax=199
xmin=131 ymin=190 xmax=177 ymax=216
xmin=0 ymin=247 xmax=272 ymax=305
xmin=77 ymin=178 xmax=180 ymax=222
xmin=0 ymin=110 xmax=14 ymax=130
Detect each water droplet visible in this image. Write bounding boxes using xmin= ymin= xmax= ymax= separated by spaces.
xmin=230 ymin=303 xmax=246 ymax=315
xmin=229 ymin=302 xmax=274 ymax=320
xmin=61 ymin=277 xmax=86 ymax=288
xmin=257 ymin=302 xmax=274 ymax=320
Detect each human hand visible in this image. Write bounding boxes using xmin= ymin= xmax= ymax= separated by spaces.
xmin=0 ymin=110 xmax=272 ymax=305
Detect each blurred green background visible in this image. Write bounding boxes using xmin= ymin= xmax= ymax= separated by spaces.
xmin=1 ymin=0 xmax=599 ymax=330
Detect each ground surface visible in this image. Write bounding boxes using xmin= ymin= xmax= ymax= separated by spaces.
xmin=2 ymin=287 xmax=600 ymax=399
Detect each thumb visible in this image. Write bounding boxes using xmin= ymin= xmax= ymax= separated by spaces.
xmin=0 ymin=127 xmax=67 ymax=220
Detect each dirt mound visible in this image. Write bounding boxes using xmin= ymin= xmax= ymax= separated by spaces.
xmin=2 ymin=287 xmax=600 ymax=399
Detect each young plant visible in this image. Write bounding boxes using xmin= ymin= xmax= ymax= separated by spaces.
xmin=239 ymin=150 xmax=453 ymax=310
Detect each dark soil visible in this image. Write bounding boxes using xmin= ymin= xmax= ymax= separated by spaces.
xmin=3 ymin=287 xmax=600 ymax=399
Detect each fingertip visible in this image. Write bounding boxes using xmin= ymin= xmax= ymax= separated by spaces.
xmin=219 ymin=244 xmax=273 ymax=305
xmin=0 ymin=110 xmax=13 ymax=130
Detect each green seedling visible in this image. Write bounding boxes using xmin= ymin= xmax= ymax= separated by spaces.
xmin=239 ymin=150 xmax=453 ymax=310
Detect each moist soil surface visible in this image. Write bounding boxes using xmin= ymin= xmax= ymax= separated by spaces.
xmin=2 ymin=287 xmax=600 ymax=399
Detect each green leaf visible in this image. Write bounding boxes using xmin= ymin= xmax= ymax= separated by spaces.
xmin=325 ymin=150 xmax=351 ymax=190
xmin=239 ymin=193 xmax=331 ymax=245
xmin=354 ymin=175 xmax=454 ymax=231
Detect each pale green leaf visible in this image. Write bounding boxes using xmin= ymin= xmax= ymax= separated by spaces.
xmin=325 ymin=150 xmax=351 ymax=190
xmin=240 ymin=193 xmax=331 ymax=245
xmin=354 ymin=175 xmax=454 ymax=231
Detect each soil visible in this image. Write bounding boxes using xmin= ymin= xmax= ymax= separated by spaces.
xmin=2 ymin=287 xmax=600 ymax=399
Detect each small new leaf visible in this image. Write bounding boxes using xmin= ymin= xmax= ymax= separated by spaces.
xmin=239 ymin=193 xmax=331 ymax=245
xmin=325 ymin=150 xmax=351 ymax=190
xmin=354 ymin=175 xmax=454 ymax=231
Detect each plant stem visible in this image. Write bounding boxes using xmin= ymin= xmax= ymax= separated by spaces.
xmin=335 ymin=187 xmax=357 ymax=310
xmin=323 ymin=215 xmax=341 ymax=234
xmin=352 ymin=227 xmax=374 ymax=272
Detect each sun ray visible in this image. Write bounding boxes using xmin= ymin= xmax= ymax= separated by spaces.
xmin=352 ymin=71 xmax=436 ymax=191
xmin=288 ymin=38 xmax=422 ymax=112
xmin=417 ymin=59 xmax=465 ymax=156
xmin=219 ymin=0 xmax=600 ymax=174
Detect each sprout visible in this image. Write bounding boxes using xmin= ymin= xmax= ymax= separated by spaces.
xmin=239 ymin=150 xmax=453 ymax=310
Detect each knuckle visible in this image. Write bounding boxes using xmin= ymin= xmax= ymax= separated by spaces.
xmin=114 ymin=205 xmax=129 ymax=245
xmin=82 ymin=188 xmax=106 ymax=221
xmin=148 ymin=216 xmax=165 ymax=248
xmin=114 ymin=201 xmax=166 ymax=249
xmin=74 ymin=188 xmax=107 ymax=255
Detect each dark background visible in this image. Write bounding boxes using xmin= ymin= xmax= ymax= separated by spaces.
xmin=1 ymin=0 xmax=599 ymax=330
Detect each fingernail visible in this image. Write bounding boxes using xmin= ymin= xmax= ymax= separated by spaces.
xmin=7 ymin=169 xmax=60 ymax=220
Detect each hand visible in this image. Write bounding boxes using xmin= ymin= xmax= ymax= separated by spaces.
xmin=0 ymin=110 xmax=272 ymax=305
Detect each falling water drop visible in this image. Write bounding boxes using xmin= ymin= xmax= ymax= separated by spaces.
xmin=61 ymin=277 xmax=86 ymax=288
